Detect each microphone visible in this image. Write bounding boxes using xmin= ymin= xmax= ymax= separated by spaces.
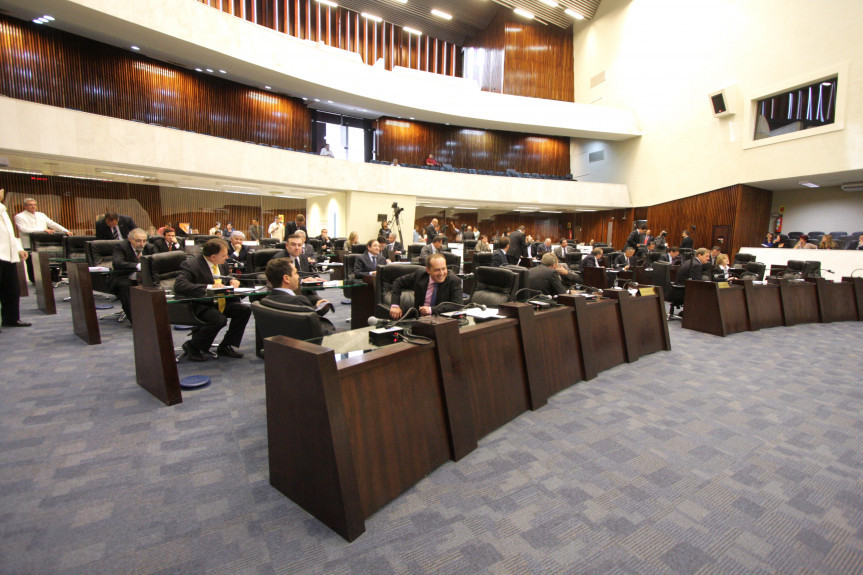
xmin=368 ymin=316 xmax=391 ymax=327
xmin=514 ymin=288 xmax=542 ymax=302
xmin=573 ymin=283 xmax=602 ymax=294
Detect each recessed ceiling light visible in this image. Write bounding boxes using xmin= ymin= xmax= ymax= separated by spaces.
xmin=178 ymin=185 xmax=219 ymax=192
xmin=316 ymin=0 xmax=338 ymax=7
xmin=264 ymin=85 xmax=272 ymax=90
xmin=431 ymin=9 xmax=452 ymax=20
xmin=195 ymin=68 xmax=203 ymax=72
xmin=393 ymin=0 xmax=407 ymax=3
xmin=97 ymin=169 xmax=152 ymax=178
xmin=327 ymin=100 xmax=333 ymax=103
xmin=314 ymin=98 xmax=321 ymax=102
xmin=539 ymin=210 xmax=563 ymax=213
xmin=130 ymin=45 xmax=140 ymax=51
xmin=303 ymin=97 xmax=308 ymax=101
xmin=453 ymin=206 xmax=478 ymax=209
xmin=57 ymin=174 xmax=112 ymax=181
xmin=361 ymin=12 xmax=382 ymax=22
xmin=205 ymin=68 xmax=213 ymax=73
xmin=799 ymin=181 xmax=819 ymax=188
xmin=409 ymin=117 xmax=415 ymax=120
xmin=218 ymin=69 xmax=226 ymax=74
xmin=539 ymin=0 xmax=557 ymax=6
xmin=513 ymin=8 xmax=534 ymax=19
xmin=565 ymin=8 xmax=584 ymax=19
xmin=404 ymin=27 xmax=422 ymax=35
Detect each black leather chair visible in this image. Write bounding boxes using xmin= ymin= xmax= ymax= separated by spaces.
xmin=63 ymin=235 xmax=95 ymax=262
xmin=442 ymin=251 xmax=461 ymax=273
xmin=647 ymin=252 xmax=663 ymax=265
xmin=407 ymin=243 xmax=425 ymax=264
xmin=342 ymin=253 xmax=362 ymax=302
xmin=374 ymin=263 xmax=424 ymax=318
xmin=29 ymin=232 xmax=65 ymax=283
xmin=474 ymin=252 xmax=493 ymax=267
xmin=739 ymin=262 xmax=766 ymax=281
xmin=350 ymin=244 xmax=367 ymax=254
xmin=259 ymin=238 xmax=280 ymax=248
xmin=332 ymin=238 xmax=347 ymax=251
xmin=502 ymin=264 xmax=529 ymax=295
xmin=251 ymin=300 xmax=325 ymax=358
xmin=192 ymin=234 xmax=222 ymax=245
xmin=307 ymin=238 xmax=322 ymax=255
xmin=733 ymin=253 xmax=756 ymax=266
xmin=85 ymin=239 xmax=126 ymax=318
xmin=787 ymin=231 xmax=803 ymax=240
xmin=606 ymin=251 xmax=622 ymax=268
xmin=463 ymin=240 xmax=478 ymax=251
xmin=805 ymin=260 xmax=822 ymax=278
xmin=470 ymin=266 xmax=519 ymax=307
xmin=782 ymin=260 xmax=808 ymax=279
xmin=249 ymin=248 xmax=284 ymax=282
xmin=829 ymin=231 xmax=847 ymax=238
xmin=565 ymin=252 xmax=583 ymax=267
xmin=139 ymin=251 xmax=188 ymax=289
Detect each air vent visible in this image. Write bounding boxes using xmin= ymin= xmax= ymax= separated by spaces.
xmin=590 ymin=71 xmax=606 ymax=88
xmin=588 ymin=150 xmax=605 ymax=163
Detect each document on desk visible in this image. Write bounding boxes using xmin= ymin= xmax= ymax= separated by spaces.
xmin=465 ymin=307 xmax=500 ymax=318
xmin=233 ymin=286 xmax=267 ymax=294
xmin=89 ymin=266 xmax=110 ymax=272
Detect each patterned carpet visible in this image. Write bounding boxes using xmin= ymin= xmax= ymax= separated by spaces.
xmin=1 ymin=286 xmax=862 ymax=574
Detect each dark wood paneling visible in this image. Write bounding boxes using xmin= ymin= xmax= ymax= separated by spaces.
xmin=576 ymin=184 xmax=773 ymax=257
xmin=377 ymin=118 xmax=569 ymax=176
xmin=463 ymin=9 xmax=573 ymax=102
xmin=1 ymin=173 xmax=302 ymax=238
xmin=0 ymin=15 xmax=310 ymax=150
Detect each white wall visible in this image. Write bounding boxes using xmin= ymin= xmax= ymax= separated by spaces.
xmin=571 ymin=0 xmax=863 ymax=207
xmin=771 ymin=188 xmax=863 ymax=235
xmin=306 ymin=192 xmax=346 ymax=238
xmin=345 ymin=191 xmax=416 ymax=246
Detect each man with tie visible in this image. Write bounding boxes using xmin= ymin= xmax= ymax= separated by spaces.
xmin=280 ymin=234 xmax=327 ymax=306
xmin=383 ymin=232 xmax=403 ymax=261
xmin=553 ymin=238 xmax=573 ymax=260
xmin=420 ymin=235 xmax=444 ymax=261
xmin=492 ymin=237 xmax=510 ymax=267
xmin=111 ymin=228 xmax=148 ymax=323
xmin=354 ymin=238 xmax=388 ymax=277
xmin=389 ymin=253 xmax=462 ymax=319
xmin=665 ymin=247 xmax=681 ymax=264
xmin=613 ymin=247 xmax=636 ymax=270
xmin=580 ymin=247 xmax=603 ymax=272
xmin=173 ymin=238 xmax=250 ymax=361
xmin=95 ymin=211 xmax=137 ymax=241
xmin=144 ymin=227 xmax=181 ymax=254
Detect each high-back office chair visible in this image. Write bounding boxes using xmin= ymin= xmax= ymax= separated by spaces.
xmin=307 ymin=238 xmax=322 ymax=255
xmin=251 ymin=300 xmax=325 ymax=359
xmin=565 ymin=252 xmax=583 ymax=267
xmin=647 ymin=252 xmax=663 ymax=265
xmin=605 ymin=251 xmax=622 ymax=267
xmin=407 ymin=243 xmax=425 ymax=264
xmin=786 ymin=231 xmax=803 ymax=240
xmin=781 ymin=260 xmax=808 ymax=279
xmin=259 ymin=238 xmax=280 ymax=248
xmin=733 ymin=253 xmax=756 ymax=266
xmin=63 ymin=235 xmax=95 ymax=262
xmin=139 ymin=251 xmax=188 ymax=289
xmin=193 ymin=234 xmax=221 ymax=245
xmin=739 ymin=262 xmax=767 ymax=281
xmin=332 ymin=238 xmax=347 ymax=251
xmin=474 ymin=252 xmax=493 ymax=267
xmin=85 ymin=239 xmax=126 ymax=319
xmin=463 ymin=239 xmax=478 ymax=251
xmin=807 ymin=231 xmax=825 ymax=238
xmin=442 ymin=252 xmax=461 ymax=274
xmin=470 ymin=266 xmax=519 ymax=307
xmin=502 ymin=264 xmax=528 ymax=294
xmin=29 ymin=231 xmax=65 ymax=283
xmin=374 ymin=263 xmax=425 ymax=319
xmin=249 ymin=248 xmax=283 ymax=280
xmin=350 ymin=244 xmax=367 ymax=254
xmin=805 ymin=260 xmax=822 ymax=278
xmin=829 ymin=231 xmax=847 ymax=238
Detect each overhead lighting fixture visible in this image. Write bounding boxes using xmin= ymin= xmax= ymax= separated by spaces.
xmin=221 ymin=184 xmax=258 ymax=190
xmin=219 ymin=69 xmax=227 ymax=74
xmin=513 ymin=8 xmax=534 ymax=19
xmin=195 ymin=68 xmax=203 ymax=72
xmin=539 ymin=0 xmax=557 ymax=6
xmin=386 ymin=120 xmax=411 ymax=127
xmin=205 ymin=68 xmax=213 ymax=73
xmin=539 ymin=210 xmax=563 ymax=213
xmin=264 ymin=85 xmax=272 ymax=90
xmin=178 ymin=185 xmax=219 ymax=192
xmin=0 ymin=168 xmax=43 ymax=175
xmin=57 ymin=174 xmax=112 ymax=181
xmin=393 ymin=0 xmax=407 ymax=3
xmin=316 ymin=0 xmax=338 ymax=6
xmin=361 ymin=12 xmax=382 ymax=23
xmin=565 ymin=8 xmax=584 ymax=19
xmin=223 ymin=190 xmax=259 ymax=196
xmin=799 ymin=181 xmax=819 ymax=188
xmin=431 ymin=9 xmax=452 ymax=20
xmin=453 ymin=206 xmax=478 ymax=210
xmin=404 ymin=27 xmax=422 ymax=36
xmin=130 ymin=45 xmax=140 ymax=51
xmin=96 ymin=169 xmax=152 ymax=178
xmin=32 ymin=15 xmax=54 ymax=24
xmin=514 ymin=209 xmax=537 ymax=212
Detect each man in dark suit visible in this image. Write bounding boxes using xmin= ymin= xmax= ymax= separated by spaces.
xmin=580 ymin=247 xmax=603 ymax=272
xmin=388 ymin=253 xmax=462 ymax=319
xmin=144 ymin=227 xmax=181 ymax=254
xmin=507 ymin=226 xmax=528 ymax=263
xmin=247 ymin=219 xmax=263 ymax=242
xmin=664 ymin=247 xmax=681 ymax=264
xmin=354 ymin=238 xmax=388 ymax=277
xmin=528 ymin=253 xmax=567 ymax=296
xmin=553 ymin=238 xmax=574 ymax=260
xmin=278 ymin=233 xmax=328 ymax=305
xmin=316 ymin=228 xmax=333 ymax=251
xmin=226 ymin=231 xmax=249 ymax=266
xmin=492 ymin=237 xmax=510 ymax=267
xmin=285 ymin=214 xmax=307 ymax=237
xmin=626 ymin=225 xmax=646 ymax=251
xmin=112 ymin=228 xmax=148 ymax=322
xmin=462 ymin=226 xmax=476 ymax=241
xmin=420 ymin=235 xmax=444 ymax=261
xmin=613 ymin=247 xmax=636 ymax=270
xmin=383 ymin=232 xmax=404 ymax=261
xmin=537 ymin=238 xmax=553 ymax=256
xmin=173 ymin=238 xmax=250 ymax=361
xmin=261 ymin=258 xmax=335 ymax=333
xmin=680 ymin=230 xmax=694 ymax=249
xmin=425 ymin=218 xmax=438 ymax=244
xmin=677 ymin=247 xmax=710 ymax=282
xmin=95 ymin=211 xmax=137 ymax=240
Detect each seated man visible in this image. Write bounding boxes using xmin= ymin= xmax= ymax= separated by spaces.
xmin=354 ymin=238 xmax=388 ymax=277
xmin=173 ymin=238 xmax=251 ymax=361
xmin=553 ymin=238 xmax=573 ymax=260
xmin=389 ymin=253 xmax=462 ymax=319
xmin=476 ymin=235 xmax=492 ymax=253
xmin=580 ymin=247 xmax=603 ymax=271
xmin=528 ymin=253 xmax=567 ymax=296
xmin=225 ymin=231 xmax=248 ymax=266
xmin=492 ymin=237 xmax=510 ymax=267
xmin=144 ymin=226 xmax=181 ymax=254
xmin=663 ymin=246 xmax=681 ymax=264
xmin=279 ymin=233 xmax=327 ymax=305
xmin=677 ymin=247 xmax=710 ymax=283
xmin=262 ymin=258 xmax=334 ymax=333
xmin=538 ymin=237 xmax=553 ymax=255
xmin=420 ymin=235 xmax=445 ymax=260
xmin=112 ymin=228 xmax=148 ymax=322
xmin=316 ymin=228 xmax=333 ymax=251
xmin=383 ymin=232 xmax=404 ymax=261
xmin=613 ymin=247 xmax=636 ymax=270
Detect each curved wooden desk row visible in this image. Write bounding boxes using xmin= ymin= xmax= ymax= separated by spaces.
xmin=264 ymin=290 xmax=671 ymax=541
xmin=681 ymin=277 xmax=863 ymax=337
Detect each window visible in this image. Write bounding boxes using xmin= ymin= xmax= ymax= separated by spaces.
xmin=754 ymin=77 xmax=837 ymax=140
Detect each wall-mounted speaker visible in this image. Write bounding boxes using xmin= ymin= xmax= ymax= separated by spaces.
xmin=708 ymin=84 xmax=739 ymax=118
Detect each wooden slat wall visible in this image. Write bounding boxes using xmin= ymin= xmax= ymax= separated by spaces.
xmin=196 ymin=0 xmax=461 ymax=76
xmin=376 ymin=118 xmax=570 ymax=175
xmin=463 ymin=9 xmax=574 ymax=102
xmin=1 ymin=173 xmax=303 ymax=237
xmin=575 ymin=185 xmax=773 ymax=256
xmin=0 ymin=15 xmax=311 ymax=150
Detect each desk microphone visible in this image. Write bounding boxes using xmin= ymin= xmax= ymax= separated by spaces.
xmin=368 ymin=316 xmax=391 ymax=327
xmin=514 ymin=288 xmax=542 ymax=302
xmin=574 ymin=283 xmax=603 ymax=294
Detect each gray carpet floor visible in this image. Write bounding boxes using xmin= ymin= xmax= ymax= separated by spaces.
xmin=2 ymin=285 xmax=863 ymax=574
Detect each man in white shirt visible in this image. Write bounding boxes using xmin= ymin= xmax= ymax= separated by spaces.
xmin=320 ymin=144 xmax=335 ymax=158
xmin=0 ymin=189 xmax=31 ymax=329
xmin=15 ymin=197 xmax=71 ymax=283
xmin=268 ymin=215 xmax=285 ymax=241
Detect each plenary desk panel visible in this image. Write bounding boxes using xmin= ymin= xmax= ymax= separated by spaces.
xmin=740 ymin=281 xmax=784 ymax=330
xmin=811 ymin=277 xmax=858 ymax=323
xmin=458 ymin=317 xmax=531 ymax=440
xmin=774 ymin=279 xmax=820 ymax=325
xmin=682 ymin=280 xmax=749 ymax=337
xmin=533 ymin=306 xmax=586 ymax=398
xmin=605 ymin=287 xmax=671 ymax=360
xmin=30 ymin=252 xmax=56 ymax=314
xmin=559 ymin=296 xmax=626 ymax=376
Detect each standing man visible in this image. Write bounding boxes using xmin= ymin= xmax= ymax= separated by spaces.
xmin=268 ymin=215 xmax=285 ymax=241
xmin=389 ymin=253 xmax=462 ymax=319
xmin=425 ymin=218 xmax=438 ymax=244
xmin=14 ymin=197 xmax=71 ymax=283
xmin=96 ymin=211 xmax=137 ymax=240
xmin=173 ymin=238 xmax=250 ymax=361
xmin=285 ymin=214 xmax=307 ymax=237
xmin=462 ymin=226 xmax=476 ymax=241
xmin=354 ymin=238 xmax=388 ymax=277
xmin=492 ymin=237 xmax=510 ymax=267
xmin=626 ymin=225 xmax=645 ymax=251
xmin=144 ymin=227 xmax=181 ymax=254
xmin=0 ymin=189 xmax=30 ymax=329
xmin=112 ymin=228 xmax=148 ymax=323
xmin=507 ymin=225 xmax=528 ymax=263
xmin=680 ymin=230 xmax=694 ymax=249
xmin=247 ymin=219 xmax=263 ymax=242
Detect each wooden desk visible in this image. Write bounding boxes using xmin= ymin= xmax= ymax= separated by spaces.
xmin=17 ymin=260 xmax=28 ymax=297
xmin=582 ymin=266 xmax=610 ymax=289
xmin=264 ymin=293 xmax=670 ymax=541
xmin=682 ymin=281 xmax=749 ymax=337
xmin=67 ymin=262 xmax=101 ymax=344
xmin=30 ymin=252 xmax=56 ymax=315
